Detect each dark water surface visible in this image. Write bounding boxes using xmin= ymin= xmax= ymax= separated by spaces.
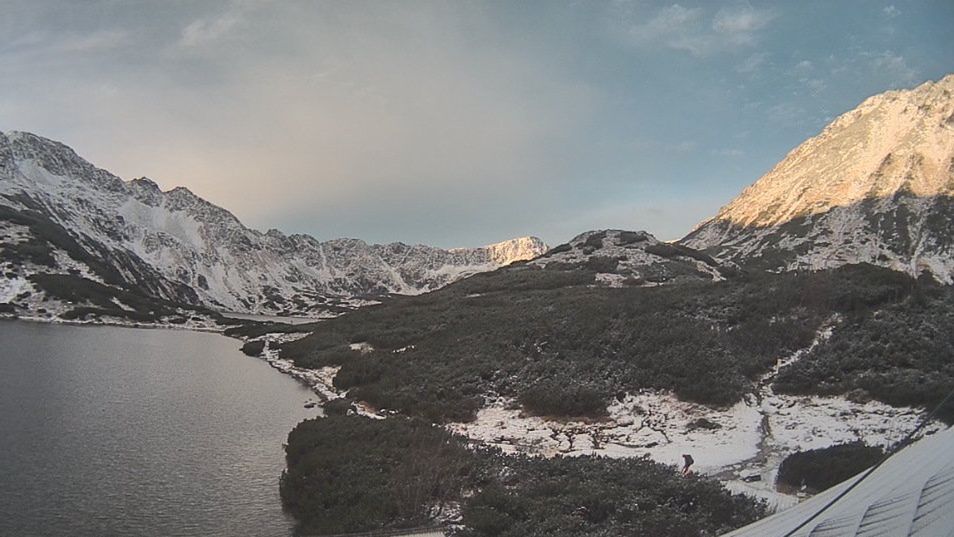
xmin=0 ymin=320 xmax=317 ymax=537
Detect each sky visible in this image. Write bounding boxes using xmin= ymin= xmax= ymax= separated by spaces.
xmin=1 ymin=1 xmax=952 ymax=248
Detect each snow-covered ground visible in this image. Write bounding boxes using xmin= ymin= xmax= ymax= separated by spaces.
xmin=246 ymin=320 xmax=940 ymax=512
xmin=444 ymin=322 xmax=942 ymax=508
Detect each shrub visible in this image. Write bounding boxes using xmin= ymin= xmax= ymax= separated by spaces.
xmin=240 ymin=339 xmax=265 ymax=356
xmin=323 ymin=397 xmax=355 ymax=415
xmin=617 ymin=231 xmax=648 ymax=245
xmin=545 ymin=243 xmax=573 ymax=256
xmin=457 ymin=455 xmax=766 ymax=537
xmin=583 ymin=256 xmax=621 ymax=274
xmin=519 ymin=381 xmax=609 ymax=418
xmin=281 ymin=416 xmax=766 ymax=537
xmin=281 ymin=264 xmax=934 ymax=424
xmin=777 ymin=442 xmax=884 ymax=493
xmin=280 ymin=415 xmax=479 ymax=535
xmin=583 ymin=232 xmax=606 ymax=250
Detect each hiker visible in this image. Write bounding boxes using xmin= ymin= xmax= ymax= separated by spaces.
xmin=682 ymin=454 xmax=694 ymax=476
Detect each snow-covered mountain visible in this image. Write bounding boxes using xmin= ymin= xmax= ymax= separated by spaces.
xmin=684 ymin=73 xmax=954 ymax=281
xmin=0 ymin=130 xmax=547 ymax=316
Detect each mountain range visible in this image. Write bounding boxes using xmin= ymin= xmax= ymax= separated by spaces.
xmin=1 ymin=74 xmax=953 ymax=321
xmin=0 ymin=131 xmax=545 ymax=318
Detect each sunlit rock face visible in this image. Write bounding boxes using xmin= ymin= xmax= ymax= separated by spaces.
xmin=684 ymin=74 xmax=954 ymax=281
xmin=0 ymin=130 xmax=547 ymax=316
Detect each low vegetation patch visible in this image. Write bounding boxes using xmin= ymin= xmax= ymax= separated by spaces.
xmin=776 ymin=442 xmax=884 ymax=493
xmin=280 ymin=263 xmax=926 ymax=422
xmin=0 ymin=201 xmax=124 ymax=284
xmin=28 ymin=273 xmax=224 ymax=325
xmin=774 ymin=282 xmax=954 ymax=423
xmin=280 ymin=415 xmax=480 ymax=535
xmin=518 ymin=381 xmax=609 ymax=419
xmin=240 ymin=339 xmax=266 ymax=356
xmin=223 ymin=320 xmax=319 ymax=340
xmin=281 ymin=415 xmax=766 ymax=536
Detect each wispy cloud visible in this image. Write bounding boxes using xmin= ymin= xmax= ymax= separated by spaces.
xmin=712 ymin=6 xmax=776 ymax=45
xmin=621 ymin=3 xmax=776 ymax=57
xmin=868 ymin=51 xmax=918 ymax=85
xmin=793 ymin=60 xmax=813 ymax=73
xmin=803 ymin=78 xmax=826 ymax=96
xmin=179 ymin=11 xmax=242 ymax=48
xmin=631 ymin=4 xmax=703 ymax=39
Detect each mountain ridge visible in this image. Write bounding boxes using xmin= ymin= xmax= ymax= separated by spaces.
xmin=0 ymin=130 xmax=547 ymax=317
xmin=683 ymin=73 xmax=954 ymax=281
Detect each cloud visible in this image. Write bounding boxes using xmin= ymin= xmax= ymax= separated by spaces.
xmin=2 ymin=1 xmax=599 ymax=246
xmin=628 ymin=4 xmax=704 ymax=42
xmin=804 ymin=78 xmax=826 ymax=96
xmin=766 ymin=102 xmax=808 ymax=126
xmin=712 ymin=6 xmax=776 ymax=44
xmin=621 ymin=3 xmax=776 ymax=56
xmin=868 ymin=51 xmax=918 ymax=85
xmin=179 ymin=12 xmax=242 ymax=48
xmin=883 ymin=5 xmax=900 ymax=19
xmin=793 ymin=60 xmax=813 ymax=73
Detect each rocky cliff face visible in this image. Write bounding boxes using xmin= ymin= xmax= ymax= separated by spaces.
xmin=0 ymin=131 xmax=547 ymax=316
xmin=684 ymin=74 xmax=954 ymax=280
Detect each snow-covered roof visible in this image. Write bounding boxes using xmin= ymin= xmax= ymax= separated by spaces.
xmin=722 ymin=426 xmax=954 ymax=537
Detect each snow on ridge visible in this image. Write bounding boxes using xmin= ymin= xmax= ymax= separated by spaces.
xmin=0 ymin=130 xmax=545 ymax=316
xmin=448 ymin=236 xmax=548 ymax=265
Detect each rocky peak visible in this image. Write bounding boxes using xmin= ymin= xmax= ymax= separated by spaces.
xmin=700 ymin=74 xmax=954 ymax=231
xmin=3 ymin=131 xmax=127 ymax=192
xmin=129 ymin=177 xmax=163 ymax=206
xmin=478 ymin=236 xmax=549 ymax=265
xmin=683 ymin=74 xmax=954 ymax=282
xmin=163 ymin=185 xmax=244 ymax=229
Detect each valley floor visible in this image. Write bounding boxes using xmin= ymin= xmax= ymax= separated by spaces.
xmin=250 ymin=328 xmax=943 ymax=514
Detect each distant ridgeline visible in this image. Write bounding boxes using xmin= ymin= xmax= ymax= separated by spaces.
xmin=0 ymin=129 xmax=546 ymax=321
